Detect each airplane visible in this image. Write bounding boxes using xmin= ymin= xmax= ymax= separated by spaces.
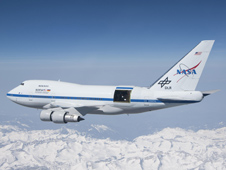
xmin=7 ymin=40 xmax=218 ymax=124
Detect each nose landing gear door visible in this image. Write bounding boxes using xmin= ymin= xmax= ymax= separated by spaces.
xmin=113 ymin=87 xmax=133 ymax=103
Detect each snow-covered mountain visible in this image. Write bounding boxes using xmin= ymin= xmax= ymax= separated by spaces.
xmin=1 ymin=124 xmax=226 ymax=170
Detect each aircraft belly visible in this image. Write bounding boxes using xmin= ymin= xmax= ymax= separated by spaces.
xmin=87 ymin=102 xmax=164 ymax=115
xmin=88 ymin=107 xmax=152 ymax=115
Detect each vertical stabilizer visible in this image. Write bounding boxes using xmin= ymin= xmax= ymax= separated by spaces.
xmin=150 ymin=40 xmax=215 ymax=91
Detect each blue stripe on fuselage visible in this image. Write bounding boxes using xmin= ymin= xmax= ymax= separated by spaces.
xmin=7 ymin=93 xmax=198 ymax=104
xmin=7 ymin=93 xmax=113 ymax=101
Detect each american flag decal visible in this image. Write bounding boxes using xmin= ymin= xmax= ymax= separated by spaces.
xmin=195 ymin=52 xmax=202 ymax=55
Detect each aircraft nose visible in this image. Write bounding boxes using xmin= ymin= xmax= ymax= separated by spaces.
xmin=7 ymin=91 xmax=13 ymax=101
xmin=7 ymin=89 xmax=15 ymax=100
xmin=7 ymin=86 xmax=20 ymax=101
xmin=7 ymin=88 xmax=16 ymax=95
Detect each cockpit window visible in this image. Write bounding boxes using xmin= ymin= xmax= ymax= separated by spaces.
xmin=21 ymin=83 xmax=24 ymax=85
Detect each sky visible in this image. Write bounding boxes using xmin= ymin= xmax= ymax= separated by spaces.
xmin=0 ymin=0 xmax=226 ymax=140
xmin=1 ymin=0 xmax=225 ymax=61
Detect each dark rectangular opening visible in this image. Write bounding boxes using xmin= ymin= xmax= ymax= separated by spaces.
xmin=114 ymin=90 xmax=131 ymax=103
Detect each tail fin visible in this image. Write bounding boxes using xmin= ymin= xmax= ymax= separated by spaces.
xmin=150 ymin=40 xmax=215 ymax=91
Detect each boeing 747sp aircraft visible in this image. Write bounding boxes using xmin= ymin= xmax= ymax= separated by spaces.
xmin=7 ymin=40 xmax=218 ymax=124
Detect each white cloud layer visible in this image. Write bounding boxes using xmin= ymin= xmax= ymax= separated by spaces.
xmin=0 ymin=125 xmax=226 ymax=170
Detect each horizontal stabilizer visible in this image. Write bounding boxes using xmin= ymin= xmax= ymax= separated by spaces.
xmin=202 ymin=89 xmax=220 ymax=97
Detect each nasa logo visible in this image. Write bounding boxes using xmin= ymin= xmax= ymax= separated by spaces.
xmin=174 ymin=61 xmax=202 ymax=83
xmin=177 ymin=69 xmax=197 ymax=75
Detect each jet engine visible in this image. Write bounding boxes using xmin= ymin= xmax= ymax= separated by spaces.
xmin=40 ymin=109 xmax=84 ymax=124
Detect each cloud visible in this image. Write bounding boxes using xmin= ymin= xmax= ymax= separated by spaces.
xmin=0 ymin=125 xmax=226 ymax=170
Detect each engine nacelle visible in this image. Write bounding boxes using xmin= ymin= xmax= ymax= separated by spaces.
xmin=40 ymin=110 xmax=84 ymax=124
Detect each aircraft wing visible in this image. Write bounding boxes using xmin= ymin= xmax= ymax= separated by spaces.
xmin=73 ymin=106 xmax=100 ymax=116
xmin=43 ymin=101 xmax=101 ymax=116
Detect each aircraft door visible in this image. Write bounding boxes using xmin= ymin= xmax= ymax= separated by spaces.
xmin=114 ymin=89 xmax=132 ymax=103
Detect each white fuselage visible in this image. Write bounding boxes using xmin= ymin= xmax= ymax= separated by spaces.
xmin=7 ymin=80 xmax=203 ymax=115
xmin=6 ymin=41 xmax=216 ymax=123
